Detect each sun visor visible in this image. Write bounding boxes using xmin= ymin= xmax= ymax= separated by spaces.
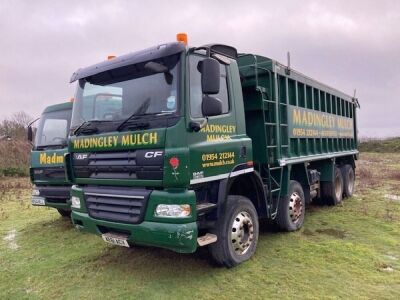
xmin=70 ymin=42 xmax=185 ymax=83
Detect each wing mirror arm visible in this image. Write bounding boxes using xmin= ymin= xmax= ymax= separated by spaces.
xmin=190 ymin=118 xmax=208 ymax=132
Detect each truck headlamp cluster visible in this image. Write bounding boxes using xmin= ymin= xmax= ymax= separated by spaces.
xmin=71 ymin=196 xmax=81 ymax=209
xmin=155 ymin=204 xmax=191 ymax=218
xmin=32 ymin=187 xmax=40 ymax=196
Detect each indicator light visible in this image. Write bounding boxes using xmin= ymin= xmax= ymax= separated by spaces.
xmin=176 ymin=33 xmax=188 ymax=46
xmin=71 ymin=196 xmax=81 ymax=209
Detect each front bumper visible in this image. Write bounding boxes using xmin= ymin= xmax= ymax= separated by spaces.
xmin=32 ymin=185 xmax=71 ymax=210
xmin=72 ymin=211 xmax=198 ymax=253
xmin=71 ymin=186 xmax=199 ymax=253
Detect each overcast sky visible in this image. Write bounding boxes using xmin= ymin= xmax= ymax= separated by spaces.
xmin=0 ymin=0 xmax=399 ymax=137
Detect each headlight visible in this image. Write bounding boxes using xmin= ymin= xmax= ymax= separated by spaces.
xmin=32 ymin=188 xmax=40 ymax=196
xmin=155 ymin=204 xmax=191 ymax=218
xmin=71 ymin=196 xmax=81 ymax=209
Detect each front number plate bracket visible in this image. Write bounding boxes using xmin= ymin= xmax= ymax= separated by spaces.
xmin=101 ymin=232 xmax=130 ymax=248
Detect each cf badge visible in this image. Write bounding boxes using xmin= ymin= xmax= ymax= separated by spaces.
xmin=144 ymin=151 xmax=163 ymax=158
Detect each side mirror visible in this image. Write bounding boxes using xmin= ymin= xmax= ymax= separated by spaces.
xmin=202 ymin=95 xmax=222 ymax=117
xmin=199 ymin=58 xmax=220 ymax=94
xmin=27 ymin=126 xmax=33 ymax=142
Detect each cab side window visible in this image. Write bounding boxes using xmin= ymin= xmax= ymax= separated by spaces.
xmin=41 ymin=119 xmax=68 ymax=143
xmin=189 ymin=55 xmax=229 ymax=118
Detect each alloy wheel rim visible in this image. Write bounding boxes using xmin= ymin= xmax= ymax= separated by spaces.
xmin=289 ymin=192 xmax=303 ymax=223
xmin=348 ymin=170 xmax=355 ymax=193
xmin=335 ymin=174 xmax=342 ymax=200
xmin=231 ymin=211 xmax=254 ymax=255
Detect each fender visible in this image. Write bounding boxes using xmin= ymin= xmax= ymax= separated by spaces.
xmin=216 ymin=163 xmax=268 ymax=219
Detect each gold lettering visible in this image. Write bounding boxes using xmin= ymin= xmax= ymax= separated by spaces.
xmin=149 ymin=132 xmax=157 ymax=144
xmin=293 ymin=109 xmax=302 ymax=125
xmin=121 ymin=135 xmax=129 ymax=146
xmin=39 ymin=153 xmax=46 ymax=164
xmin=142 ymin=133 xmax=149 ymax=144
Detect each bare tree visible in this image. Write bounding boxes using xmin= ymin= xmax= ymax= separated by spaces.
xmin=0 ymin=111 xmax=33 ymax=140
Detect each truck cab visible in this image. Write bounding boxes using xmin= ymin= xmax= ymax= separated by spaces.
xmin=67 ymin=36 xmax=358 ymax=267
xmin=30 ymin=102 xmax=73 ymax=217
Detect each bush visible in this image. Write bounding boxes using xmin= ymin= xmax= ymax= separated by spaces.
xmin=0 ymin=140 xmax=31 ymax=177
xmin=359 ymin=137 xmax=400 ymax=153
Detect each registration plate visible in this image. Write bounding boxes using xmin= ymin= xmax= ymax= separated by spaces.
xmin=102 ymin=232 xmax=130 ymax=248
xmin=31 ymin=196 xmax=45 ymax=206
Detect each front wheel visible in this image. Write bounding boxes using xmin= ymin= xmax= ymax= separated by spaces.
xmin=209 ymin=195 xmax=259 ymax=268
xmin=276 ymin=180 xmax=305 ymax=231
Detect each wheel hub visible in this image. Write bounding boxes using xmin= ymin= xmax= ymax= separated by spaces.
xmin=289 ymin=192 xmax=303 ymax=223
xmin=231 ymin=211 xmax=254 ymax=255
xmin=348 ymin=170 xmax=355 ymax=193
xmin=335 ymin=174 xmax=342 ymax=199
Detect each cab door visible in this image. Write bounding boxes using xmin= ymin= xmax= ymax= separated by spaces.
xmin=186 ymin=54 xmax=248 ymax=185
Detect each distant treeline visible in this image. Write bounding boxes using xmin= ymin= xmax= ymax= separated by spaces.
xmin=0 ymin=140 xmax=31 ymax=176
xmin=0 ymin=109 xmax=399 ymax=177
xmin=359 ymin=137 xmax=400 ymax=153
xmin=0 ymin=111 xmax=32 ymax=176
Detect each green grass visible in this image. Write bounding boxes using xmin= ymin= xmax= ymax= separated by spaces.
xmin=359 ymin=137 xmax=400 ymax=153
xmin=1 ymin=154 xmax=400 ymax=299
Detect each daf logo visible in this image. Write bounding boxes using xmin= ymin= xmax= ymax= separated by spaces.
xmin=75 ymin=154 xmax=88 ymax=160
xmin=144 ymin=151 xmax=163 ymax=158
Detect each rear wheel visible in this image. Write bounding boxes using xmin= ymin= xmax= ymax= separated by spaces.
xmin=341 ymin=164 xmax=355 ymax=198
xmin=321 ymin=167 xmax=343 ymax=205
xmin=209 ymin=195 xmax=259 ymax=268
xmin=276 ymin=180 xmax=305 ymax=231
xmin=57 ymin=209 xmax=71 ymax=218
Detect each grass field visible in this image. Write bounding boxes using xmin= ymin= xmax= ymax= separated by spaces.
xmin=359 ymin=137 xmax=400 ymax=153
xmin=1 ymin=152 xmax=400 ymax=299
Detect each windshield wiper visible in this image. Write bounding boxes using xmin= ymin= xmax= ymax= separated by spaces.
xmin=73 ymin=120 xmax=100 ymax=136
xmin=116 ymin=111 xmax=174 ymax=131
xmin=116 ymin=98 xmax=151 ymax=131
xmin=122 ymin=121 xmax=150 ymax=131
xmin=36 ymin=144 xmax=67 ymax=150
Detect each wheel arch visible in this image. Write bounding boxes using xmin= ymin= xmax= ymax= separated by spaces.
xmin=217 ymin=171 xmax=268 ymax=219
xmin=335 ymin=155 xmax=356 ymax=170
xmin=290 ymin=163 xmax=311 ymax=204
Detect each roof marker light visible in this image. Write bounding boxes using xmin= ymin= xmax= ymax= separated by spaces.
xmin=176 ymin=33 xmax=188 ymax=46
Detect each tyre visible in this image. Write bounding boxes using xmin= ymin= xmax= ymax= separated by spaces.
xmin=57 ymin=209 xmax=71 ymax=218
xmin=276 ymin=180 xmax=305 ymax=231
xmin=321 ymin=167 xmax=343 ymax=205
xmin=209 ymin=195 xmax=259 ymax=268
xmin=341 ymin=164 xmax=355 ymax=198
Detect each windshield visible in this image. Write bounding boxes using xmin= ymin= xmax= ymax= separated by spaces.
xmin=34 ymin=108 xmax=72 ymax=149
xmin=71 ymin=53 xmax=180 ymax=134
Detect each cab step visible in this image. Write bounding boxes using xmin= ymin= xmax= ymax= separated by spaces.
xmin=197 ymin=233 xmax=217 ymax=246
xmin=196 ymin=202 xmax=217 ymax=215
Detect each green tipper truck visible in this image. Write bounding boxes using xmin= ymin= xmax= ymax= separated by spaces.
xmin=29 ymin=102 xmax=73 ymax=217
xmin=67 ymin=36 xmax=359 ymax=267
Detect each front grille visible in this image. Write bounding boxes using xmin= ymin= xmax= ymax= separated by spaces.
xmin=33 ymin=167 xmax=66 ymax=181
xmin=73 ymin=150 xmax=164 ymax=180
xmin=37 ymin=185 xmax=70 ymax=204
xmin=84 ymin=186 xmax=151 ymax=224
